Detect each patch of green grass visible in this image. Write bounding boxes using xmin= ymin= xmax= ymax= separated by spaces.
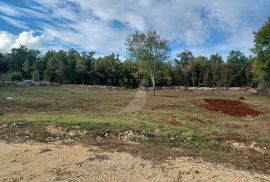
xmin=172 ymin=114 xmax=187 ymax=121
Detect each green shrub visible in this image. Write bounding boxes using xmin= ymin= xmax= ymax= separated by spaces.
xmin=10 ymin=72 xmax=23 ymax=81
xmin=32 ymin=71 xmax=40 ymax=81
xmin=0 ymin=73 xmax=9 ymax=81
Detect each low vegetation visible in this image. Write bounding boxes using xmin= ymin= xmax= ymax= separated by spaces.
xmin=0 ymin=86 xmax=269 ymax=173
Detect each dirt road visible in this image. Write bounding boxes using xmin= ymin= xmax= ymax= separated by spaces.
xmin=0 ymin=141 xmax=269 ymax=182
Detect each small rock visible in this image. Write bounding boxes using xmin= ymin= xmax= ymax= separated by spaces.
xmin=68 ymin=131 xmax=75 ymax=136
xmin=96 ymin=136 xmax=102 ymax=141
xmin=6 ymin=97 xmax=14 ymax=100
xmin=248 ymin=89 xmax=258 ymax=94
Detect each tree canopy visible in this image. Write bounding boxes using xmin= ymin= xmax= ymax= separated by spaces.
xmin=252 ymin=18 xmax=270 ymax=83
xmin=126 ymin=31 xmax=171 ymax=95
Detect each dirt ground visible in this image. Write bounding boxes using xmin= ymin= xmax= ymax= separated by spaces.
xmin=203 ymin=99 xmax=262 ymax=116
xmin=0 ymin=141 xmax=269 ymax=182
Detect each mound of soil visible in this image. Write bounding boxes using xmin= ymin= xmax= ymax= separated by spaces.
xmin=203 ymin=99 xmax=261 ymax=117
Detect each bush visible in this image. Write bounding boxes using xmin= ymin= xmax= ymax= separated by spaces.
xmin=266 ymin=88 xmax=270 ymax=97
xmin=10 ymin=72 xmax=23 ymax=81
xmin=0 ymin=73 xmax=9 ymax=81
xmin=32 ymin=71 xmax=40 ymax=81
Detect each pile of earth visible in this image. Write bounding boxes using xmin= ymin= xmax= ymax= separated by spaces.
xmin=203 ymin=99 xmax=261 ymax=117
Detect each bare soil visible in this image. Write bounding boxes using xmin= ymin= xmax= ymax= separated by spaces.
xmin=203 ymin=99 xmax=262 ymax=116
xmin=1 ymin=141 xmax=269 ymax=182
xmin=159 ymin=116 xmax=182 ymax=126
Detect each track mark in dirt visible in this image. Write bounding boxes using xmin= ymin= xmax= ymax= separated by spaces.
xmin=161 ymin=95 xmax=178 ymax=98
xmin=149 ymin=104 xmax=182 ymax=110
xmin=203 ymin=99 xmax=261 ymax=117
xmin=87 ymin=154 xmax=110 ymax=162
xmin=39 ymin=148 xmax=52 ymax=153
xmin=215 ymin=134 xmax=249 ymax=143
xmin=159 ymin=116 xmax=182 ymax=126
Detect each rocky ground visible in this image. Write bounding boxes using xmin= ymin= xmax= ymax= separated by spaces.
xmin=0 ymin=140 xmax=269 ymax=182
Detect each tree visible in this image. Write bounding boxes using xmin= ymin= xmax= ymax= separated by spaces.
xmin=0 ymin=53 xmax=8 ymax=73
xmin=66 ymin=49 xmax=79 ymax=83
xmin=126 ymin=31 xmax=171 ymax=95
xmin=175 ymin=50 xmax=194 ymax=86
xmin=176 ymin=49 xmax=194 ymax=64
xmin=8 ymin=45 xmax=29 ymax=72
xmin=120 ymin=60 xmax=138 ymax=87
xmin=22 ymin=49 xmax=41 ymax=79
xmin=189 ymin=56 xmax=208 ymax=86
xmin=81 ymin=51 xmax=95 ymax=84
xmin=75 ymin=56 xmax=85 ymax=84
xmin=209 ymin=54 xmax=223 ymax=87
xmin=252 ymin=17 xmax=270 ymax=89
xmin=227 ymin=50 xmax=249 ymax=86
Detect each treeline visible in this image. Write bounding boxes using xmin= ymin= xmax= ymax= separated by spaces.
xmin=0 ymin=45 xmax=255 ymax=88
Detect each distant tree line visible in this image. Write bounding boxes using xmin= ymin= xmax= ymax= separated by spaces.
xmin=0 ymin=46 xmax=255 ymax=88
xmin=0 ymin=18 xmax=269 ymax=89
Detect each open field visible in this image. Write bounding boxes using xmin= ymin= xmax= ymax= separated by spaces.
xmin=0 ymin=86 xmax=270 ymax=180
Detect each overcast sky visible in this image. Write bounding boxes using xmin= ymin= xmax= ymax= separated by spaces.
xmin=0 ymin=0 xmax=270 ymax=58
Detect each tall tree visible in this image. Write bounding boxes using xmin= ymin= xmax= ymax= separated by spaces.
xmin=176 ymin=49 xmax=194 ymax=64
xmin=126 ymin=31 xmax=171 ymax=95
xmin=0 ymin=53 xmax=8 ymax=73
xmin=252 ymin=17 xmax=270 ymax=89
xmin=209 ymin=54 xmax=223 ymax=87
xmin=8 ymin=45 xmax=29 ymax=72
xmin=227 ymin=50 xmax=249 ymax=86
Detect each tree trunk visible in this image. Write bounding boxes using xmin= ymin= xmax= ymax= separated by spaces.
xmin=150 ymin=71 xmax=156 ymax=96
xmin=192 ymin=72 xmax=195 ymax=87
xmin=82 ymin=74 xmax=84 ymax=85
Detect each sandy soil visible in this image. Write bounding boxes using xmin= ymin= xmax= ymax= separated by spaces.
xmin=0 ymin=141 xmax=269 ymax=182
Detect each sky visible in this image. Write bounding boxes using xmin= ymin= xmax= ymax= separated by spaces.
xmin=0 ymin=0 xmax=270 ymax=59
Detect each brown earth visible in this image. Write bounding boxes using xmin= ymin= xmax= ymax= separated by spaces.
xmin=158 ymin=116 xmax=182 ymax=126
xmin=146 ymin=104 xmax=183 ymax=110
xmin=0 ymin=141 xmax=269 ymax=182
xmin=203 ymin=99 xmax=261 ymax=117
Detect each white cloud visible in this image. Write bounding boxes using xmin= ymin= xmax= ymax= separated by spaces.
xmin=0 ymin=15 xmax=29 ymax=29
xmin=0 ymin=0 xmax=269 ymax=56
xmin=215 ymin=28 xmax=255 ymax=56
xmin=0 ymin=2 xmax=21 ymax=16
xmin=0 ymin=2 xmax=46 ymax=19
xmin=0 ymin=31 xmax=52 ymax=53
xmin=0 ymin=31 xmax=15 ymax=53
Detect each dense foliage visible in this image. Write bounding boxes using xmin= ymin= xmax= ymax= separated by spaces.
xmin=252 ymin=18 xmax=270 ymax=83
xmin=126 ymin=31 xmax=171 ymax=94
xmin=0 ymin=45 xmax=254 ymax=88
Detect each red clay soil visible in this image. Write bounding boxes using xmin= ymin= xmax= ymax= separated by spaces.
xmin=215 ymin=134 xmax=249 ymax=143
xmin=159 ymin=116 xmax=182 ymax=126
xmin=168 ymin=119 xmax=182 ymax=126
xmin=203 ymin=99 xmax=261 ymax=117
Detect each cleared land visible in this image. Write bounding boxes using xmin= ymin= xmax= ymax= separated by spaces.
xmin=0 ymin=86 xmax=270 ymax=180
xmin=1 ymin=141 xmax=270 ymax=181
